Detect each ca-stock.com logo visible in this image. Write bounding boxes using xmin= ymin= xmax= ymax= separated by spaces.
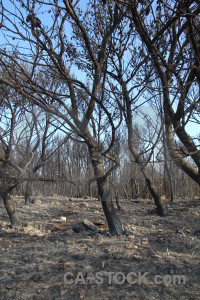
xmin=64 ymin=271 xmax=186 ymax=286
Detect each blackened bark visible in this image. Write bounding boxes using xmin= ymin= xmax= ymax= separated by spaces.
xmin=89 ymin=147 xmax=122 ymax=236
xmin=115 ymin=190 xmax=121 ymax=211
xmin=98 ymin=181 xmax=122 ymax=235
xmin=2 ymin=192 xmax=21 ymax=228
xmin=145 ymin=178 xmax=167 ymax=216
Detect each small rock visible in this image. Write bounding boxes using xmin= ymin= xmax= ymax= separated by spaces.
xmin=72 ymin=219 xmax=98 ymax=233
xmin=60 ymin=216 xmax=67 ymax=222
xmin=82 ymin=219 xmax=98 ymax=231
xmin=72 ymin=221 xmax=87 ymax=233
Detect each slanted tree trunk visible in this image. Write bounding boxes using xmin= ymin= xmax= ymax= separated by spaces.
xmin=145 ymin=178 xmax=167 ymax=216
xmin=98 ymin=179 xmax=122 ymax=235
xmin=109 ymin=181 xmax=122 ymax=211
xmin=114 ymin=190 xmax=121 ymax=211
xmin=2 ymin=191 xmax=21 ymax=228
xmin=120 ymin=79 xmax=167 ymax=216
xmin=25 ymin=180 xmax=32 ymax=204
xmin=89 ymin=146 xmax=122 ymax=236
xmin=128 ymin=133 xmax=167 ymax=216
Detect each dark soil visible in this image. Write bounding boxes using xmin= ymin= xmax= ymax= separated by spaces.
xmin=0 ymin=196 xmax=200 ymax=300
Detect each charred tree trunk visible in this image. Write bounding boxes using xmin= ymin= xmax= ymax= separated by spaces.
xmin=128 ymin=140 xmax=167 ymax=216
xmin=145 ymin=178 xmax=167 ymax=216
xmin=109 ymin=181 xmax=122 ymax=211
xmin=115 ymin=190 xmax=121 ymax=211
xmin=0 ymin=167 xmax=21 ymax=228
xmin=25 ymin=180 xmax=32 ymax=204
xmin=89 ymin=146 xmax=122 ymax=236
xmin=98 ymin=180 xmax=122 ymax=235
xmin=2 ymin=192 xmax=21 ymax=228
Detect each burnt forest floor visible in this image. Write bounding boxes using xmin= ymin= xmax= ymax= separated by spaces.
xmin=0 ymin=195 xmax=200 ymax=300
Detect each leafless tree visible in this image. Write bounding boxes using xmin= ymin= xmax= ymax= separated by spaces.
xmin=126 ymin=0 xmax=200 ymax=185
xmin=103 ymin=11 xmax=167 ymax=215
xmin=23 ymin=107 xmax=71 ymax=204
xmin=0 ymin=88 xmax=35 ymax=227
xmin=0 ymin=0 xmax=126 ymax=235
